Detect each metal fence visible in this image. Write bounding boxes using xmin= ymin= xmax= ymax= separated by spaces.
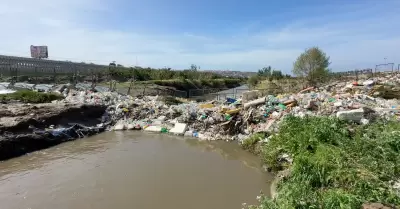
xmin=375 ymin=63 xmax=395 ymax=73
xmin=115 ymin=85 xmax=189 ymax=98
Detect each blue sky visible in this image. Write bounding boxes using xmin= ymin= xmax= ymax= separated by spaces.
xmin=0 ymin=0 xmax=399 ymax=73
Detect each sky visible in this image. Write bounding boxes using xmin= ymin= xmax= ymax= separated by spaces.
xmin=0 ymin=0 xmax=399 ymax=73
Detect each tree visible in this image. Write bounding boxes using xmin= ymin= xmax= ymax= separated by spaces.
xmin=257 ymin=66 xmax=284 ymax=81
xmin=190 ymin=64 xmax=198 ymax=71
xmin=271 ymin=70 xmax=284 ymax=80
xmin=258 ymin=66 xmax=272 ymax=76
xmin=293 ymin=47 xmax=331 ymax=85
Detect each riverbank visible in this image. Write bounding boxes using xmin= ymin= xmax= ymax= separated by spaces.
xmin=1 ymin=73 xmax=400 ymax=208
xmin=0 ymin=102 xmax=107 ymax=160
xmin=239 ymin=75 xmax=400 ymax=208
xmin=243 ymin=116 xmax=400 ymax=209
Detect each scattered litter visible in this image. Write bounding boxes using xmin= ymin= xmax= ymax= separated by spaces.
xmin=42 ymin=74 xmax=400 ymax=141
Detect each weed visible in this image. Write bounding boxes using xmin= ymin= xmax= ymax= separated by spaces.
xmin=250 ymin=116 xmax=400 ymax=208
xmin=0 ymin=90 xmax=64 ymax=103
xmin=241 ymin=132 xmax=267 ymax=154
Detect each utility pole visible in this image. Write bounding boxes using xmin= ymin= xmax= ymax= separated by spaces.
xmin=127 ymin=67 xmax=135 ymax=95
xmin=108 ymin=61 xmax=116 ymax=91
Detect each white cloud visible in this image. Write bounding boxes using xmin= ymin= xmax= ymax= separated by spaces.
xmin=0 ymin=0 xmax=399 ymax=73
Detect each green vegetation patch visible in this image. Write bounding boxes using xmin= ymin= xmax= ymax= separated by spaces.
xmin=0 ymin=90 xmax=64 ymax=103
xmin=249 ymin=116 xmax=400 ymax=209
xmin=153 ymin=78 xmax=242 ymax=90
xmin=241 ymin=132 xmax=268 ymax=154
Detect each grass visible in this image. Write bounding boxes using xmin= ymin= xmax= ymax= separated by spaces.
xmin=0 ymin=90 xmax=64 ymax=103
xmin=255 ymin=78 xmax=306 ymax=94
xmin=247 ymin=116 xmax=400 ymax=209
xmin=241 ymin=132 xmax=267 ymax=155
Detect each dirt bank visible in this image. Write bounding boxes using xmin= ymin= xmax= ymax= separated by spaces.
xmin=0 ymin=103 xmax=106 ymax=133
xmin=0 ymin=103 xmax=107 ymax=161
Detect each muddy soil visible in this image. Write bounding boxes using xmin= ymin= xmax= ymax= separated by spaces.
xmin=0 ymin=103 xmax=106 ymax=134
xmin=0 ymin=102 xmax=107 ymax=161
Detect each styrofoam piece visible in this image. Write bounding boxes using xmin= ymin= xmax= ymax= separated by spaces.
xmin=152 ymin=120 xmax=163 ymax=126
xmin=114 ymin=123 xmax=126 ymax=131
xmin=126 ymin=124 xmax=136 ymax=130
xmin=184 ymin=130 xmax=193 ymax=137
xmin=169 ymin=123 xmax=188 ymax=135
xmin=143 ymin=125 xmax=162 ymax=132
xmin=157 ymin=115 xmax=167 ymax=121
xmin=336 ymin=108 xmax=364 ymax=122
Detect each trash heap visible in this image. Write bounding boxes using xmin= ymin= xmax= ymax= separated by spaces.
xmin=61 ymin=77 xmax=400 ymax=142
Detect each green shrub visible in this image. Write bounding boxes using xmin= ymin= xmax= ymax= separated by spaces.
xmin=251 ymin=116 xmax=400 ymax=209
xmin=241 ymin=132 xmax=267 ymax=154
xmin=152 ymin=78 xmax=242 ymax=90
xmin=0 ymin=90 xmax=64 ymax=103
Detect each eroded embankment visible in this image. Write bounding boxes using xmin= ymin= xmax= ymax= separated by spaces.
xmin=0 ymin=103 xmax=107 ymax=160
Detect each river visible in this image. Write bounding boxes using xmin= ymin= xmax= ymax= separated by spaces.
xmin=0 ymin=131 xmax=272 ymax=209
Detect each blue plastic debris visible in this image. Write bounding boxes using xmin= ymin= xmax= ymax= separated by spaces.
xmin=226 ymin=98 xmax=237 ymax=104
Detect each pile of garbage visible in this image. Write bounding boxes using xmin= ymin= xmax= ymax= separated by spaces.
xmin=29 ymin=123 xmax=106 ymax=139
xmin=57 ymin=76 xmax=400 ymax=142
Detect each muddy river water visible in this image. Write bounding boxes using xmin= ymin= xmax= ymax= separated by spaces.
xmin=0 ymin=132 xmax=273 ymax=209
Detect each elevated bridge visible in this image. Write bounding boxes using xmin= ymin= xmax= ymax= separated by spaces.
xmin=0 ymin=55 xmax=107 ymax=77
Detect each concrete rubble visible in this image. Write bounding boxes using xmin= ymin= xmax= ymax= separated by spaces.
xmin=52 ymin=75 xmax=400 ymax=144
